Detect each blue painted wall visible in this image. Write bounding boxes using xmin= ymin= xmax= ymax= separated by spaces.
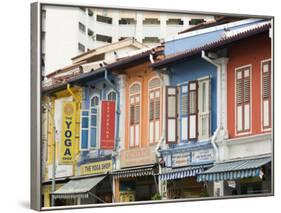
xmin=169 ymin=55 xmax=217 ymax=142
xmin=79 ymin=73 xmax=120 ymax=163
xmin=165 ymin=19 xmax=264 ymax=55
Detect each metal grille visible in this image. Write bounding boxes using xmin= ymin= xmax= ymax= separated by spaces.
xmin=130 ymin=83 xmax=140 ymax=94
xmin=181 ymin=95 xmax=188 ymax=115
xmin=149 ymin=77 xmax=161 ymax=89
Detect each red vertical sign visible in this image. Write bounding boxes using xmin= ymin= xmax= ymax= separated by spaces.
xmin=100 ymin=101 xmax=116 ymax=150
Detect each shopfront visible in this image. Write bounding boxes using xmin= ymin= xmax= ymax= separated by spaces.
xmin=197 ymin=156 xmax=272 ymax=196
xmin=159 ymin=143 xmax=215 ymax=199
xmin=113 ymin=146 xmax=159 ymax=202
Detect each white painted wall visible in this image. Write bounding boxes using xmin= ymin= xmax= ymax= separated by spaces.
xmin=43 ymin=6 xmax=81 ymax=74
xmin=42 ymin=5 xmax=214 ymax=75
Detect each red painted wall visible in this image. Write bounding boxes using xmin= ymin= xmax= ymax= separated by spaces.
xmin=227 ymin=32 xmax=271 ymax=139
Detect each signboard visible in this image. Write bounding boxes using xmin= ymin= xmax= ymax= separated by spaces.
xmin=100 ymin=101 xmax=116 ymax=150
xmin=120 ymin=146 xmax=157 ymax=168
xmin=48 ymin=165 xmax=73 ymax=179
xmin=60 ymin=102 xmax=76 ymax=164
xmin=172 ymin=152 xmax=191 ymax=167
xmin=192 ymin=149 xmax=214 ymax=164
xmin=80 ymin=160 xmax=112 ymax=175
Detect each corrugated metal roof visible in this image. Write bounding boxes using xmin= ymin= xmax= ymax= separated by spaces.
xmin=203 ymin=157 xmax=271 ymax=174
xmin=197 ymin=157 xmax=271 ymax=182
xmin=52 ymin=175 xmax=106 ymax=198
xmin=151 ymin=23 xmax=271 ymax=69
xmin=112 ymin=164 xmax=157 ymax=178
xmin=159 ymin=164 xmax=212 ymax=181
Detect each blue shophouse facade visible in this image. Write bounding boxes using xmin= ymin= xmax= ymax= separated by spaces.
xmin=69 ymin=69 xmax=120 ymax=172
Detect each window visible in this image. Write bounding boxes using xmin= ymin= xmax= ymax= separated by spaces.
xmin=41 ymin=53 xmax=45 ymax=70
xmin=119 ymin=18 xmax=136 ymax=24
xmin=148 ymin=77 xmax=161 ymax=144
xmin=80 ymin=110 xmax=90 ymax=150
xmin=236 ymin=66 xmax=251 ymax=133
xmin=79 ymin=22 xmax=86 ymax=33
xmin=180 ymin=85 xmax=188 ymax=142
xmin=166 ymin=18 xmax=184 ymax=25
xmin=42 ymin=10 xmax=46 ymax=19
xmin=78 ymin=42 xmax=85 ymax=52
xmin=41 ymin=31 xmax=46 ymax=40
xmin=129 ymin=83 xmax=141 ymax=147
xmin=88 ymin=28 xmax=94 ymax=36
xmin=96 ymin=15 xmax=112 ymax=24
xmin=198 ymin=77 xmax=211 ymax=139
xmin=166 ymin=86 xmax=178 ymax=143
xmin=88 ymin=9 xmax=93 ymax=17
xmin=119 ymin=37 xmax=128 ymax=41
xmin=189 ymin=19 xmax=205 ymax=25
xmin=261 ymin=60 xmax=271 ymax=130
xmin=142 ymin=37 xmax=160 ymax=43
xmin=143 ymin=18 xmax=160 ymax=24
xmin=166 ymin=76 xmax=211 ymax=144
xmin=96 ymin=34 xmax=112 ymax=43
xmin=107 ymin=91 xmax=117 ymax=101
xmin=188 ymin=81 xmax=198 ymax=140
xmin=89 ymin=96 xmax=99 ymax=148
xmin=80 ymin=7 xmax=86 ymax=12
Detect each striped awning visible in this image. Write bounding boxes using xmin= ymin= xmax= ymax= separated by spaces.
xmin=52 ymin=175 xmax=106 ymax=199
xmin=112 ymin=165 xmax=155 ymax=179
xmin=197 ymin=157 xmax=271 ymax=182
xmin=159 ymin=164 xmax=212 ymax=181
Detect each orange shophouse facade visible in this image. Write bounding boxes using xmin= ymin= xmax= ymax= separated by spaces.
xmin=109 ymin=52 xmax=166 ymax=202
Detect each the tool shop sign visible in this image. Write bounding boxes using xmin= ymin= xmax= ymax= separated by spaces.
xmin=100 ymin=101 xmax=116 ymax=150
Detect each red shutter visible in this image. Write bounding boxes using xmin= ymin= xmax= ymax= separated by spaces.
xmin=188 ymin=81 xmax=198 ymax=140
xmin=166 ymin=86 xmax=178 ymax=144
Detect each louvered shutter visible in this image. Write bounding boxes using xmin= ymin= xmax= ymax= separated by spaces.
xmin=243 ymin=69 xmax=250 ymax=131
xmin=236 ymin=67 xmax=251 ymax=133
xmin=262 ymin=60 xmax=271 ymax=129
xmin=80 ymin=110 xmax=89 ymax=150
xmin=166 ymin=86 xmax=178 ymax=144
xmin=188 ymin=81 xmax=198 ymax=140
xmin=198 ymin=76 xmax=211 ymax=140
xmin=180 ymin=84 xmax=188 ymax=142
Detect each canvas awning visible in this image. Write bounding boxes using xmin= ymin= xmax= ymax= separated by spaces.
xmin=197 ymin=157 xmax=271 ymax=182
xmin=52 ymin=175 xmax=106 ymax=199
xmin=159 ymin=164 xmax=212 ymax=181
xmin=112 ymin=165 xmax=156 ymax=179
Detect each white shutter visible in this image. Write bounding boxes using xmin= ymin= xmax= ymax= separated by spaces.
xmin=188 ymin=81 xmax=198 ymax=140
xmin=198 ymin=77 xmax=210 ymax=140
xmin=166 ymin=86 xmax=178 ymax=143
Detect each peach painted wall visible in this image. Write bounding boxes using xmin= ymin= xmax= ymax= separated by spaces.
xmin=123 ymin=62 xmax=163 ymax=149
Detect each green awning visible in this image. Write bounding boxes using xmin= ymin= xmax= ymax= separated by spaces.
xmin=197 ymin=157 xmax=271 ymax=182
xmin=52 ymin=175 xmax=106 ymax=199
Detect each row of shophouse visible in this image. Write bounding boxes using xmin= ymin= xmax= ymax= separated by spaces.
xmin=41 ymin=18 xmax=273 ymax=207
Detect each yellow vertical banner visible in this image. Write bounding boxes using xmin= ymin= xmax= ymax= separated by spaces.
xmin=60 ymin=102 xmax=76 ymax=164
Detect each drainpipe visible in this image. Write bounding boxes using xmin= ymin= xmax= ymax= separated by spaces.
xmin=150 ymin=53 xmax=167 ymax=197
xmin=150 ymin=53 xmax=166 ymax=158
xmin=201 ymin=50 xmax=221 ymax=162
xmin=103 ymin=69 xmax=120 ymax=154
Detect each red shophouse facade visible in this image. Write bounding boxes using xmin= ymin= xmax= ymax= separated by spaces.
xmin=227 ymin=32 xmax=272 ymax=139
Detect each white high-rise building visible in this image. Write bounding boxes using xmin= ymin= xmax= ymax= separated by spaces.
xmin=42 ymin=5 xmax=214 ymax=75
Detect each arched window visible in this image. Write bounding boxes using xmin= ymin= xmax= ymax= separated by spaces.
xmin=148 ymin=77 xmax=161 ymax=144
xmin=107 ymin=91 xmax=117 ymax=101
xmin=89 ymin=95 xmax=99 ymax=148
xmin=129 ymin=82 xmax=141 ymax=147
